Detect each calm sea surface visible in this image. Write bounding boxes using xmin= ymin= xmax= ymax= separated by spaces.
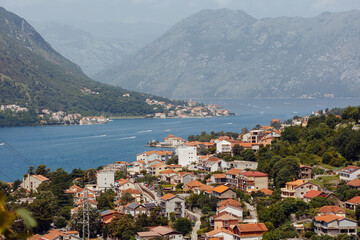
xmin=1 ymin=98 xmax=359 ymax=181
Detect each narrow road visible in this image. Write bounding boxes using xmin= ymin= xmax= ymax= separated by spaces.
xmin=186 ymin=209 xmax=201 ymax=240
xmin=244 ymin=202 xmax=258 ymax=223
xmin=135 ymin=182 xmax=161 ymax=202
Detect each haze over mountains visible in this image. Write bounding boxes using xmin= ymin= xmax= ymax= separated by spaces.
xmin=0 ymin=7 xmax=173 ymax=116
xmin=33 ymin=22 xmax=143 ymax=77
xmin=95 ymin=9 xmax=360 ymax=99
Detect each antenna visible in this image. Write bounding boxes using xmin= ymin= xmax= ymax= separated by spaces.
xmin=82 ymin=189 xmax=90 ymax=240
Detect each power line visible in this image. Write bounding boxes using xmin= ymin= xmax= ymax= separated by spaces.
xmin=0 ymin=169 xmax=14 ymax=182
xmin=0 ymin=136 xmax=33 ymax=166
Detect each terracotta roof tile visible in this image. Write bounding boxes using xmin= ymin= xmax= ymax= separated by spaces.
xmin=259 ymin=188 xmax=273 ymax=195
xmin=346 ymin=196 xmax=360 ymax=204
xmin=341 ymin=166 xmax=360 ymax=173
xmin=314 ymin=214 xmax=341 ymax=223
xmin=212 ymin=174 xmax=226 ymax=179
xmin=225 ymin=169 xmax=243 ymax=175
xmin=206 ymin=228 xmax=234 ymax=236
xmin=240 ymin=171 xmax=268 ymax=177
xmin=236 ymin=223 xmax=268 ymax=232
xmin=218 ymin=199 xmax=242 ymax=207
xmin=347 ymin=179 xmax=360 ymax=187
xmin=213 ymin=185 xmax=230 ymax=194
xmin=161 ymin=193 xmax=176 ymax=200
xmin=303 ymin=190 xmax=324 ymax=199
xmin=186 ymin=180 xmax=204 ymax=187
xmin=318 ymin=206 xmax=346 ymax=214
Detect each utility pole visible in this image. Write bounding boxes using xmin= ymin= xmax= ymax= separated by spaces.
xmin=82 ymin=189 xmax=90 ymax=240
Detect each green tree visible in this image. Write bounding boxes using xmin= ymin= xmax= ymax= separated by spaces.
xmin=115 ymin=170 xmax=126 ymax=180
xmin=355 ymin=205 xmax=360 ymax=225
xmin=54 ymin=216 xmax=67 ymax=228
xmin=242 ymin=149 xmax=256 ymax=161
xmin=120 ymin=192 xmax=135 ymax=205
xmin=232 ymin=144 xmax=243 ymax=156
xmin=173 ymin=218 xmax=192 ymax=235
xmin=29 ymin=198 xmax=55 ymax=233
xmin=273 ymin=157 xmax=300 ymax=188
xmin=281 ymin=127 xmax=299 ymax=144
xmin=34 ymin=165 xmax=50 ymax=177
xmin=107 ymin=215 xmax=135 ymax=240
xmin=342 ymin=106 xmax=360 ymax=122
xmin=98 ymin=189 xmax=116 ymax=210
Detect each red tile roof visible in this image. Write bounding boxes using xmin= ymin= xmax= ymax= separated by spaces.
xmin=346 ymin=196 xmax=360 ymax=204
xmin=240 ymin=171 xmax=268 ymax=177
xmin=213 ymin=185 xmax=230 ymax=194
xmin=218 ymin=199 xmax=242 ymax=207
xmin=318 ymin=206 xmax=346 ymax=214
xmin=303 ymin=190 xmax=324 ymax=199
xmin=347 ymin=178 xmax=360 ymax=187
xmin=341 ymin=166 xmax=360 ymax=173
xmin=314 ymin=214 xmax=341 ymax=223
xmin=225 ymin=169 xmax=243 ymax=175
xmin=236 ymin=223 xmax=268 ymax=232
xmin=161 ymin=193 xmax=176 ymax=200
xmin=206 ymin=228 xmax=234 ymax=236
xmin=259 ymin=188 xmax=273 ymax=195
xmin=212 ymin=174 xmax=226 ymax=179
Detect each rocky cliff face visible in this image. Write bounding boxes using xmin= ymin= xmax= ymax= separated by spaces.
xmin=95 ymin=9 xmax=360 ymax=99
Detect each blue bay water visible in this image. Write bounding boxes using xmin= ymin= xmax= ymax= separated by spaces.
xmin=0 ymin=98 xmax=359 ymax=181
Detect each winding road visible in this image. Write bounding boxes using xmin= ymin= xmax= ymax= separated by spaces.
xmin=186 ymin=209 xmax=201 ymax=240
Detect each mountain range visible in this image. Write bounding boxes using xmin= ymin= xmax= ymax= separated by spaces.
xmin=0 ymin=7 xmax=174 ymax=117
xmin=33 ymin=22 xmax=142 ymax=77
xmin=94 ymin=9 xmax=360 ymax=99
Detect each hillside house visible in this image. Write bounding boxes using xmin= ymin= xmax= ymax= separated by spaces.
xmin=281 ymin=179 xmax=320 ymax=200
xmin=339 ymin=166 xmax=360 ymax=181
xmin=160 ymin=193 xmax=185 ymax=219
xmin=22 ymin=174 xmax=49 ymax=192
xmin=238 ymin=171 xmax=269 ymax=193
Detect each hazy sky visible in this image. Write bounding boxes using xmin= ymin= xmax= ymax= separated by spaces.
xmin=1 ymin=0 xmax=360 ymax=26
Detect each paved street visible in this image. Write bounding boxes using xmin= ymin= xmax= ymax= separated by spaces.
xmin=186 ymin=209 xmax=201 ymax=240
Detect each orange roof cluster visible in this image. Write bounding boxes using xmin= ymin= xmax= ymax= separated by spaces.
xmin=186 ymin=180 xmax=204 ymax=187
xmin=259 ymin=188 xmax=273 ymax=196
xmin=236 ymin=223 xmax=268 ymax=232
xmin=341 ymin=166 xmax=360 ymax=173
xmin=121 ymin=188 xmax=140 ymax=195
xmin=213 ymin=212 xmax=238 ymax=221
xmin=143 ymin=150 xmax=173 ymax=156
xmin=346 ymin=196 xmax=360 ymax=204
xmin=314 ymin=214 xmax=342 ymax=223
xmin=347 ymin=178 xmax=360 ymax=187
xmin=196 ymin=184 xmax=213 ymax=193
xmin=213 ymin=185 xmax=230 ymax=194
xmin=286 ymin=179 xmax=307 ymax=186
xmin=117 ymin=179 xmax=129 ymax=185
xmin=303 ymin=190 xmax=325 ymax=199
xmin=318 ymin=206 xmax=346 ymax=214
xmin=160 ymin=169 xmax=176 ymax=175
xmin=178 ymin=172 xmax=194 ymax=176
xmin=225 ymin=169 xmax=243 ymax=175
xmin=31 ymin=174 xmax=49 ymax=182
xmin=212 ymin=174 xmax=226 ymax=179
xmin=218 ymin=198 xmax=242 ymax=208
xmin=161 ymin=193 xmax=176 ymax=200
xmin=240 ymin=171 xmax=268 ymax=177
xmin=206 ymin=228 xmax=234 ymax=236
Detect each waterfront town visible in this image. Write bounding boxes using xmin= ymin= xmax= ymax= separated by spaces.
xmin=1 ymin=106 xmax=360 ymax=240
xmin=0 ymin=100 xmax=232 ymax=127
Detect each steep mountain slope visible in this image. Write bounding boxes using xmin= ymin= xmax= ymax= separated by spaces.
xmin=0 ymin=7 xmax=173 ymax=116
xmin=95 ymin=9 xmax=360 ymax=99
xmin=33 ymin=21 xmax=142 ymax=76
